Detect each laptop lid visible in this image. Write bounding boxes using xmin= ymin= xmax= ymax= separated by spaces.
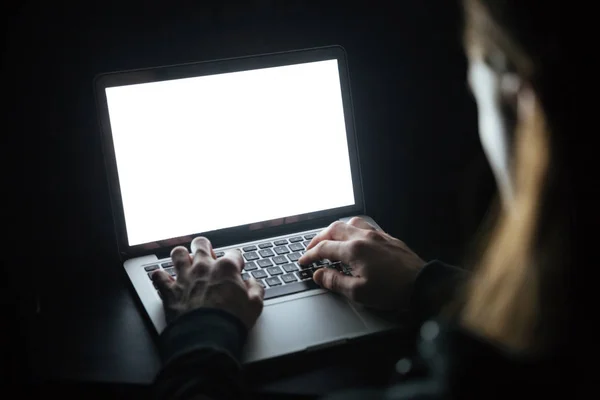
xmin=94 ymin=46 xmax=365 ymax=258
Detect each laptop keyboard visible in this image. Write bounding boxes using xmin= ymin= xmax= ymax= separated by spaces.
xmin=143 ymin=231 xmax=352 ymax=301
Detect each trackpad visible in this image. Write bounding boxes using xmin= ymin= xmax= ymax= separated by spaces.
xmin=242 ymin=293 xmax=367 ymax=363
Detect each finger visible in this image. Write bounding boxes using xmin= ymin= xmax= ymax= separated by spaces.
xmin=171 ymin=246 xmax=192 ymax=278
xmin=190 ymin=237 xmax=214 ymax=276
xmin=299 ymin=240 xmax=351 ymax=265
xmin=313 ymin=268 xmax=366 ymax=301
xmin=347 ymin=217 xmax=376 ymax=231
xmin=152 ymin=270 xmax=176 ymax=302
xmin=306 ymin=221 xmax=363 ymax=251
xmin=212 ymin=249 xmax=244 ymax=279
xmin=191 ymin=236 xmax=214 ymax=262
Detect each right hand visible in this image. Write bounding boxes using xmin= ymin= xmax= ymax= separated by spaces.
xmin=298 ymin=218 xmax=426 ymax=311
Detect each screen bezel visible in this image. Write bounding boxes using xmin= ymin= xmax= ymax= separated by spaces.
xmin=94 ymin=45 xmax=365 ymax=259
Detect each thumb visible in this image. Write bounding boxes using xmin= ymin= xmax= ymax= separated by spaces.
xmin=313 ymin=268 xmax=364 ymax=301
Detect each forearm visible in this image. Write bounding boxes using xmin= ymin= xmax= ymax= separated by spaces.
xmin=154 ymin=308 xmax=248 ymax=400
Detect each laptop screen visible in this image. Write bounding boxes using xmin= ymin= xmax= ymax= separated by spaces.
xmin=105 ymin=59 xmax=355 ymax=246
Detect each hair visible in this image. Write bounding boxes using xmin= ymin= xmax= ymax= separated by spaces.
xmin=459 ymin=0 xmax=576 ymax=354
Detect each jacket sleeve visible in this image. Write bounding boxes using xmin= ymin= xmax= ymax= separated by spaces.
xmin=153 ymin=308 xmax=248 ymax=400
xmin=410 ymin=260 xmax=467 ymax=327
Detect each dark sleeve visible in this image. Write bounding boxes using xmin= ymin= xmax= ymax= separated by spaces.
xmin=153 ymin=308 xmax=248 ymax=400
xmin=410 ymin=260 xmax=467 ymax=327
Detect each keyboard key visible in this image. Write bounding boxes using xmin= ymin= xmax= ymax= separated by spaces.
xmin=252 ymin=270 xmax=268 ymax=279
xmin=282 ymin=273 xmax=298 ymax=283
xmin=263 ymin=280 xmax=319 ymax=300
xmin=244 ymin=252 xmax=259 ymax=261
xmin=257 ymin=279 xmax=266 ymax=288
xmin=164 ymin=268 xmax=176 ymax=277
xmin=258 ymin=242 xmax=273 ymax=249
xmin=259 ymin=249 xmax=275 ymax=258
xmin=289 ymin=242 xmax=304 ymax=252
xmin=298 ymin=269 xmax=313 ymax=280
xmin=266 ymin=277 xmax=282 ymax=287
xmin=303 ymin=240 xmax=312 ymax=248
xmin=244 ymin=262 xmax=258 ymax=271
xmin=148 ymin=272 xmax=156 ymax=280
xmin=257 ymin=259 xmax=273 ymax=268
xmin=161 ymin=261 xmax=173 ymax=268
xmin=215 ymin=251 xmax=225 ymax=258
xmin=242 ymin=245 xmax=257 ymax=252
xmin=274 ymin=239 xmax=288 ymax=246
xmin=315 ymin=259 xmax=331 ymax=266
xmin=304 ymin=233 xmax=317 ymax=240
xmin=242 ymin=273 xmax=250 ymax=281
xmin=288 ymin=252 xmax=301 ymax=262
xmin=282 ymin=263 xmax=299 ymax=273
xmin=289 ymin=236 xmax=303 ymax=243
xmin=266 ymin=266 xmax=283 ymax=276
xmin=144 ymin=264 xmax=159 ymax=272
xmin=299 ymin=262 xmax=313 ymax=269
xmin=273 ymin=255 xmax=288 ymax=265
xmin=274 ymin=246 xmax=290 ymax=255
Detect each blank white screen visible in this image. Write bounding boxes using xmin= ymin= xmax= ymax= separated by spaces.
xmin=105 ymin=59 xmax=355 ymax=246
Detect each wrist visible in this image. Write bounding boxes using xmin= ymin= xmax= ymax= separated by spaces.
xmin=160 ymin=307 xmax=248 ymax=365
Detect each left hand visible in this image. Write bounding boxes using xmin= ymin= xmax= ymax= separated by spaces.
xmin=152 ymin=237 xmax=265 ymax=329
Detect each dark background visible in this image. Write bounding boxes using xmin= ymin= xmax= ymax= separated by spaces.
xmin=4 ymin=0 xmax=495 ymax=394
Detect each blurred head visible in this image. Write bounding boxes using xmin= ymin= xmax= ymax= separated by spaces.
xmin=460 ymin=0 xmax=575 ymax=353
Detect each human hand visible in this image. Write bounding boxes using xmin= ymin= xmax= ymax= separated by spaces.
xmin=298 ymin=217 xmax=426 ymax=311
xmin=152 ymin=237 xmax=265 ymax=328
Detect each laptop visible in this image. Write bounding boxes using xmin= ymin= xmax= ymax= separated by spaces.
xmin=94 ymin=45 xmax=398 ymax=363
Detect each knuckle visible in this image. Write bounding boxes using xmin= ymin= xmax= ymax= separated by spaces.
xmin=191 ymin=260 xmax=211 ymax=276
xmin=349 ymin=239 xmax=370 ymax=257
xmin=330 ymin=221 xmax=345 ymax=232
xmin=217 ymin=257 xmax=238 ymax=270
xmin=314 ymin=240 xmax=330 ymax=257
xmin=364 ymin=229 xmax=382 ymax=241
xmin=194 ymin=248 xmax=211 ymax=257
xmin=326 ymin=270 xmax=338 ymax=289
xmin=348 ymin=216 xmax=363 ymax=226
xmin=194 ymin=246 xmax=212 ymax=258
xmin=171 ymin=284 xmax=184 ymax=297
